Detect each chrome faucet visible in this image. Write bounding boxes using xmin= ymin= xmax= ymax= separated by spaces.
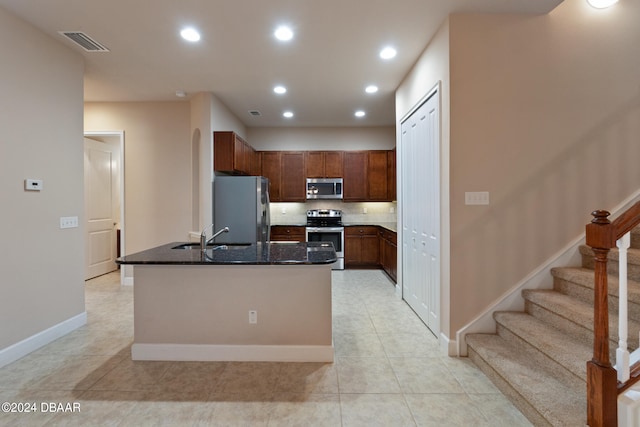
xmin=200 ymin=224 xmax=230 ymax=252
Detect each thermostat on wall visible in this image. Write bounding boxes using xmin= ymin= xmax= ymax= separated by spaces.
xmin=25 ymin=179 xmax=43 ymax=191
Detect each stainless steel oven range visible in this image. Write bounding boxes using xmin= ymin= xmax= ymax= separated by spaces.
xmin=305 ymin=209 xmax=344 ymax=270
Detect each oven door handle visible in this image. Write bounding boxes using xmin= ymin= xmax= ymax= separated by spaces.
xmin=306 ymin=227 xmax=344 ymax=233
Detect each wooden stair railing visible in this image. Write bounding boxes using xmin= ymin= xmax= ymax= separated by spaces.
xmin=586 ymin=201 xmax=640 ymax=427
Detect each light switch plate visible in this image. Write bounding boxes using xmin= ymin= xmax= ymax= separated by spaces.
xmin=60 ymin=216 xmax=79 ymax=229
xmin=465 ymin=191 xmax=490 ymax=205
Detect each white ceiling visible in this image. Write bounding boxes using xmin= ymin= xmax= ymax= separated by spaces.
xmin=0 ymin=0 xmax=563 ymax=127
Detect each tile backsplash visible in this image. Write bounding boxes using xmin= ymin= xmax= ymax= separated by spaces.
xmin=270 ymin=200 xmax=396 ymax=225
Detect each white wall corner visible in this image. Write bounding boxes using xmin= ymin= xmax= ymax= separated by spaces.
xmin=440 ymin=332 xmax=457 ymax=356
xmin=0 ymin=312 xmax=87 ymax=369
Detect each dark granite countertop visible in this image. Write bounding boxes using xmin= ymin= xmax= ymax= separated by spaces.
xmin=343 ymin=222 xmax=397 ymax=233
xmin=271 ymin=223 xmax=397 ymax=233
xmin=116 ymin=241 xmax=337 ymax=265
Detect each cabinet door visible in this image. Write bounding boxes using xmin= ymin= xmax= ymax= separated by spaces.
xmin=281 ymin=152 xmax=305 ymax=202
xmin=344 ymin=234 xmax=361 ymax=266
xmin=343 ymin=152 xmax=367 ymax=201
xmin=367 ymin=151 xmax=388 ymax=201
xmin=250 ymin=148 xmax=262 ymax=176
xmin=387 ymin=150 xmax=396 ymax=201
xmin=305 ymin=152 xmax=325 ymax=178
xmin=324 ymin=152 xmax=344 ymax=178
xmin=213 ymin=131 xmax=237 ymax=174
xmin=261 ymin=152 xmax=282 ymax=202
xmin=362 ymin=234 xmax=380 ymax=265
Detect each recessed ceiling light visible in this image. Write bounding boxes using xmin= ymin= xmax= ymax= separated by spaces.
xmin=175 ymin=90 xmax=186 ymax=98
xmin=379 ymin=47 xmax=397 ymax=60
xmin=365 ymin=85 xmax=379 ymax=94
xmin=355 ymin=110 xmax=366 ymax=118
xmin=274 ymin=86 xmax=287 ymax=94
xmin=180 ymin=27 xmax=201 ymax=42
xmin=587 ymin=0 xmax=618 ymax=8
xmin=283 ymin=111 xmax=294 ymax=118
xmin=274 ymin=26 xmax=294 ymax=41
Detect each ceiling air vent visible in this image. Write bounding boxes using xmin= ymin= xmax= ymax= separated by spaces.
xmin=58 ymin=31 xmax=110 ymax=52
xmin=248 ymin=110 xmax=262 ymax=117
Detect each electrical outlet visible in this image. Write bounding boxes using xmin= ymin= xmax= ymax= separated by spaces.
xmin=249 ymin=310 xmax=257 ymax=324
xmin=25 ymin=179 xmax=43 ymax=191
xmin=60 ymin=216 xmax=79 ymax=229
xmin=363 ymin=207 xmax=368 ymax=214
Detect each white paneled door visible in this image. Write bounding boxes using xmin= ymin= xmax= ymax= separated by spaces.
xmin=401 ymin=90 xmax=440 ymax=335
xmin=84 ymin=138 xmax=118 ymax=279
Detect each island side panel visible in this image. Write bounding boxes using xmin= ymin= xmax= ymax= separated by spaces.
xmin=133 ymin=264 xmax=332 ymax=348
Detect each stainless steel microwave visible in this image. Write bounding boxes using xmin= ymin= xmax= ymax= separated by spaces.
xmin=306 ymin=178 xmax=343 ymax=200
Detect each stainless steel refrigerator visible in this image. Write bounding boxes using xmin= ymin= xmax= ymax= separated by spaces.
xmin=212 ymin=176 xmax=270 ymax=244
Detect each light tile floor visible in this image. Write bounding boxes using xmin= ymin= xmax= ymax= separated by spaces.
xmin=0 ymin=269 xmax=533 ymax=426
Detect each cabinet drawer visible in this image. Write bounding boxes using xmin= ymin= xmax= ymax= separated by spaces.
xmin=270 ymin=226 xmax=305 ymax=242
xmin=345 ymin=226 xmax=379 ymax=236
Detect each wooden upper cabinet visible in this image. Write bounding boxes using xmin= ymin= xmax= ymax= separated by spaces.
xmin=387 ymin=149 xmax=396 ymax=201
xmin=281 ymin=152 xmax=306 ymax=202
xmin=343 ymin=150 xmax=394 ymax=202
xmin=214 ymin=131 xmax=255 ymax=175
xmin=343 ymin=152 xmax=368 ymax=201
xmin=324 ymin=152 xmax=344 ymax=178
xmin=261 ymin=151 xmax=282 ymax=202
xmin=305 ymin=151 xmax=344 ymax=178
xmin=367 ymin=151 xmax=389 ymax=201
xmin=305 ymin=152 xmax=325 ymax=178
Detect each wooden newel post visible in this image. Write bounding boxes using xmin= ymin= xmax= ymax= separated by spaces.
xmin=586 ymin=210 xmax=618 ymax=427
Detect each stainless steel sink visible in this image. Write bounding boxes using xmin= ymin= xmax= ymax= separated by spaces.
xmin=171 ymin=243 xmax=251 ymax=250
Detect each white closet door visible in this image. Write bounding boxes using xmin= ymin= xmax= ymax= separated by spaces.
xmin=401 ymin=91 xmax=440 ymax=335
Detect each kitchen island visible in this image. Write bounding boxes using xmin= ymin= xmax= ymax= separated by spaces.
xmin=117 ymin=242 xmax=336 ymax=362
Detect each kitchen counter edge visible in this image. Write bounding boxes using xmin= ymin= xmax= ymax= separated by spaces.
xmin=116 ymin=242 xmax=337 ymax=265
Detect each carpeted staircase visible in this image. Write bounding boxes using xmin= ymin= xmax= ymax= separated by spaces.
xmin=466 ymin=227 xmax=640 ymax=427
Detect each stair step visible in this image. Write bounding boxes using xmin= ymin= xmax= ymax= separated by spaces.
xmin=523 ymin=289 xmax=640 ymax=349
xmin=580 ymin=245 xmax=640 ymax=281
xmin=551 ymin=266 xmax=640 ymax=320
xmin=494 ymin=311 xmax=590 ymax=384
xmin=466 ymin=333 xmax=586 ymax=427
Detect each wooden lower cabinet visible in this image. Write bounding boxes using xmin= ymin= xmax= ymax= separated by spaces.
xmin=270 ymin=225 xmax=305 ymax=242
xmin=379 ymin=228 xmax=398 ymax=282
xmin=345 ymin=225 xmax=397 ymax=283
xmin=345 ymin=226 xmax=379 ymax=267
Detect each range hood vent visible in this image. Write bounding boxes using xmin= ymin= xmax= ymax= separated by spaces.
xmin=58 ymin=31 xmax=109 ymax=52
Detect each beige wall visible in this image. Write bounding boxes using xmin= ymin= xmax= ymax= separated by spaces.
xmin=247 ymin=127 xmax=395 ymax=151
xmin=84 ymin=102 xmax=192 ymax=254
xmin=0 ymin=8 xmax=85 ymax=349
xmin=395 ymin=18 xmax=451 ymax=340
xmin=191 ymin=92 xmax=247 ymax=231
xmin=397 ymin=0 xmax=640 ymax=340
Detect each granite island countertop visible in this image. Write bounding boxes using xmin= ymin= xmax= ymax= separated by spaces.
xmin=117 ymin=241 xmax=337 ymax=265
xmin=272 ymin=222 xmax=397 ymax=233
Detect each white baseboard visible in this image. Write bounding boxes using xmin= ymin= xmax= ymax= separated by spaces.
xmin=455 ymin=235 xmax=583 ymax=357
xmin=131 ymin=343 xmax=335 ymax=362
xmin=0 ymin=312 xmax=87 ymax=369
xmin=440 ymin=332 xmax=457 ymax=356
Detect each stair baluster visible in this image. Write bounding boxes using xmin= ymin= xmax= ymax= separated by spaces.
xmin=617 ymin=233 xmax=630 ymax=383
